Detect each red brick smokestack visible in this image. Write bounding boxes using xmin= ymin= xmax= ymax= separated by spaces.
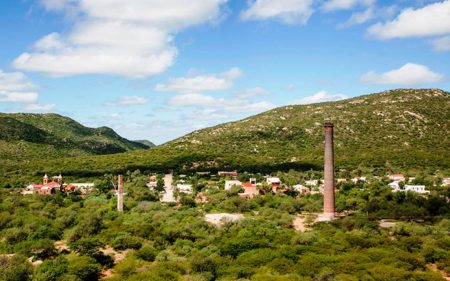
xmin=117 ymin=175 xmax=123 ymax=212
xmin=323 ymin=122 xmax=335 ymax=216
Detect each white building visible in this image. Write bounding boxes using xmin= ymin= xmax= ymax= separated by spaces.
xmin=292 ymin=184 xmax=310 ymax=194
xmin=388 ymin=182 xmax=429 ymax=194
xmin=388 ymin=174 xmax=405 ymax=182
xmin=305 ymin=180 xmax=319 ymax=186
xmin=176 ymin=184 xmax=193 ymax=193
xmin=351 ymin=176 xmax=366 ymax=183
xmin=404 ymin=185 xmax=429 ymax=194
xmin=224 ymin=180 xmax=242 ymax=191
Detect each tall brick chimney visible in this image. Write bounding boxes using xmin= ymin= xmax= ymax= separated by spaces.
xmin=117 ymin=175 xmax=123 ymax=212
xmin=323 ymin=122 xmax=335 ymax=217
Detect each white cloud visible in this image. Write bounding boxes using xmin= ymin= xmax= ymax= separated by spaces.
xmin=292 ymin=91 xmax=347 ymax=104
xmin=0 ymin=70 xmax=39 ymax=104
xmin=322 ymin=0 xmax=374 ymax=12
xmin=168 ymin=87 xmax=276 ymax=118
xmin=0 ymin=92 xmax=38 ymax=103
xmin=367 ymin=0 xmax=450 ymax=39
xmin=169 ymin=93 xmax=216 ymax=106
xmin=20 ymin=103 xmax=56 ymax=113
xmin=234 ymin=87 xmax=270 ymax=99
xmin=431 ymin=35 xmax=450 ymax=52
xmin=112 ymin=96 xmax=149 ymax=105
xmin=155 ymin=67 xmax=242 ymax=94
xmin=14 ymin=0 xmax=228 ymax=78
xmin=240 ymin=0 xmax=314 ymax=25
xmin=360 ymin=63 xmax=444 ymax=85
xmin=339 ymin=7 xmax=374 ymax=27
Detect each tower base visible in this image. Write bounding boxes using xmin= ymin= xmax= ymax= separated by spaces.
xmin=316 ymin=213 xmax=336 ymax=222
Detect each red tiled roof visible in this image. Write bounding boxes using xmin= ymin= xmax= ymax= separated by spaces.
xmin=242 ymin=182 xmax=254 ymax=187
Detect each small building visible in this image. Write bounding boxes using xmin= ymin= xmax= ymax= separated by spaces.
xmin=266 ymin=177 xmax=281 ymax=188
xmin=351 ymin=176 xmax=366 ymax=183
xmin=292 ymin=184 xmax=310 ymax=194
xmin=218 ymin=171 xmax=238 ymax=178
xmin=238 ymin=182 xmax=259 ymax=199
xmin=442 ymin=177 xmax=450 ymax=186
xmin=176 ymin=184 xmax=193 ymax=193
xmin=224 ymin=180 xmax=242 ymax=191
xmin=147 ymin=181 xmax=157 ymax=188
xmin=305 ymin=180 xmax=319 ymax=187
xmin=404 ymin=185 xmax=429 ymax=194
xmin=388 ymin=174 xmax=405 ymax=182
xmin=70 ymin=183 xmax=95 ymax=194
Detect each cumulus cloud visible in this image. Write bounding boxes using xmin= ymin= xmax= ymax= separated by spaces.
xmin=0 ymin=70 xmax=39 ymax=103
xmin=292 ymin=91 xmax=347 ymax=104
xmin=339 ymin=7 xmax=374 ymax=27
xmin=13 ymin=0 xmax=228 ymax=78
xmin=322 ymin=0 xmax=374 ymax=12
xmin=431 ymin=35 xmax=450 ymax=52
xmin=108 ymin=96 xmax=149 ymax=106
xmin=234 ymin=87 xmax=270 ymax=99
xmin=167 ymin=87 xmax=276 ymax=118
xmin=155 ymin=67 xmax=242 ymax=94
xmin=240 ymin=0 xmax=314 ymax=25
xmin=360 ymin=63 xmax=445 ymax=85
xmin=367 ymin=0 xmax=450 ymax=39
xmin=20 ymin=103 xmax=56 ymax=113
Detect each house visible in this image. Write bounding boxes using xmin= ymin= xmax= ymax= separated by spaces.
xmin=442 ymin=177 xmax=450 ymax=186
xmin=238 ymin=182 xmax=259 ymax=199
xmin=292 ymin=184 xmax=310 ymax=194
xmin=218 ymin=171 xmax=238 ymax=178
xmin=388 ymin=174 xmax=405 ymax=182
xmin=305 ymin=180 xmax=319 ymax=186
xmin=224 ymin=180 xmax=242 ymax=190
xmin=266 ymin=177 xmax=281 ymax=188
xmin=69 ymin=183 xmax=95 ymax=194
xmin=388 ymin=182 xmax=429 ymax=194
xmin=351 ymin=176 xmax=366 ymax=183
xmin=388 ymin=182 xmax=400 ymax=191
xmin=404 ymin=185 xmax=429 ymax=194
xmin=176 ymin=184 xmax=193 ymax=193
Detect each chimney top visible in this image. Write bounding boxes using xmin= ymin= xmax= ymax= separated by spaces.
xmin=324 ymin=121 xmax=334 ymax=127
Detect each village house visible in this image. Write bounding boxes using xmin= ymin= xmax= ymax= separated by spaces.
xmin=224 ymin=180 xmax=242 ymax=190
xmin=388 ymin=174 xmax=405 ymax=182
xmin=351 ymin=176 xmax=366 ymax=183
xmin=146 ymin=175 xmax=158 ymax=188
xmin=266 ymin=177 xmax=281 ymax=188
xmin=305 ymin=179 xmax=319 ymax=187
xmin=292 ymin=184 xmax=310 ymax=195
xmin=442 ymin=177 xmax=450 ymax=186
xmin=218 ymin=171 xmax=238 ymax=178
xmin=388 ymin=182 xmax=429 ymax=194
xmin=238 ymin=180 xmax=259 ymax=199
xmin=176 ymin=184 xmax=193 ymax=193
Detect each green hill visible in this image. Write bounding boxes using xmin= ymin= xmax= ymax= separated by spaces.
xmin=1 ymin=89 xmax=449 ymax=184
xmin=0 ymin=113 xmax=151 ymax=160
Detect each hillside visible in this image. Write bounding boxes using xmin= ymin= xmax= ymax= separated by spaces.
xmin=1 ymin=89 xmax=449 ymax=184
xmin=0 ymin=113 xmax=151 ymax=160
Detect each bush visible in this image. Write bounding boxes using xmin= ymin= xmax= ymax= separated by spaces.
xmin=135 ymin=245 xmax=158 ymax=262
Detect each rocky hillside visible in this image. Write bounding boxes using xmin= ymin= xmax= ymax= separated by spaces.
xmin=0 ymin=113 xmax=151 ymax=160
xmin=1 ymin=89 xmax=449 ymax=183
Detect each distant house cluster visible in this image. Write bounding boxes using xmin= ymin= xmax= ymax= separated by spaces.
xmin=23 ymin=174 xmax=94 ymax=195
xmin=387 ymin=173 xmax=429 ymax=194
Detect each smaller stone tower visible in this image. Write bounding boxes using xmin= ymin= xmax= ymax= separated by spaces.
xmin=43 ymin=174 xmax=48 ymax=185
xmin=117 ymin=175 xmax=124 ymax=212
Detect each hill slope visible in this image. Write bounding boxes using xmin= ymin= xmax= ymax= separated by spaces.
xmin=0 ymin=113 xmax=151 ymax=160
xmin=1 ymin=89 xmax=449 ymax=183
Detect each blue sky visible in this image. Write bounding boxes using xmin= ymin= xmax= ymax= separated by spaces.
xmin=0 ymin=0 xmax=449 ymax=144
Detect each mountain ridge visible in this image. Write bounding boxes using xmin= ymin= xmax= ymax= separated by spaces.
xmin=0 ymin=88 xmax=449 ymax=185
xmin=0 ymin=112 xmax=152 ymax=160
